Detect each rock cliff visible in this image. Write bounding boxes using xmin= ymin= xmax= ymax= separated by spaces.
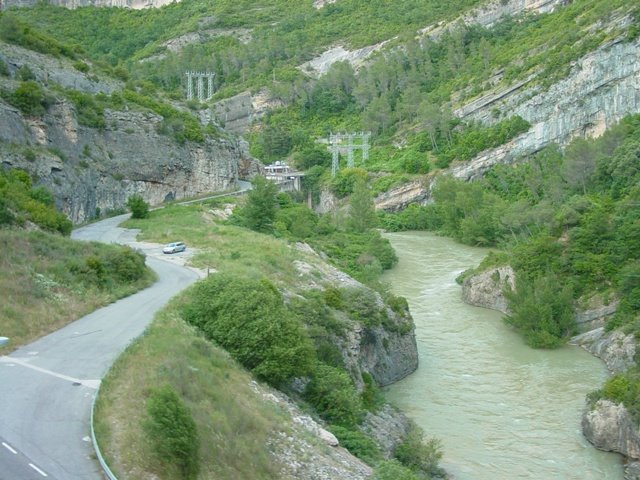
xmin=376 ymin=35 xmax=640 ymax=211
xmin=582 ymin=400 xmax=640 ymax=463
xmin=571 ymin=327 xmax=636 ymax=374
xmin=451 ymin=35 xmax=640 ymax=182
xmin=0 ymin=43 xmax=257 ymax=223
xmin=461 ymin=266 xmax=515 ymax=314
xmin=293 ymin=242 xmax=419 ymax=389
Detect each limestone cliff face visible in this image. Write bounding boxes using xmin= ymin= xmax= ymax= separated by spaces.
xmin=461 ymin=266 xmax=515 ymax=314
xmin=0 ymin=99 xmax=251 ymax=223
xmin=0 ymin=44 xmax=256 ymax=223
xmin=582 ymin=400 xmax=640 ymax=461
xmin=572 ymin=327 xmax=636 ymax=374
xmin=1 ymin=0 xmax=178 ymax=9
xmin=293 ymin=244 xmax=419 ymax=389
xmin=451 ymin=36 xmax=640 ymax=181
xmin=376 ymin=36 xmax=640 ymax=211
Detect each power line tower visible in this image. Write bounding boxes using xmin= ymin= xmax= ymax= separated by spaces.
xmin=329 ymin=132 xmax=371 ymax=176
xmin=185 ymin=71 xmax=216 ymax=102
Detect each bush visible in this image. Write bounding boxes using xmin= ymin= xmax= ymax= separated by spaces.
xmin=5 ymin=81 xmax=47 ymax=116
xmin=304 ymin=364 xmax=363 ymax=426
xmin=394 ymin=425 xmax=444 ymax=477
xmin=107 ymin=248 xmax=146 ymax=282
xmin=373 ymin=460 xmax=419 ymax=480
xmin=181 ymin=274 xmax=315 ymax=386
xmin=504 ymin=273 xmax=576 ymax=348
xmin=144 ymin=385 xmax=199 ymax=479
xmin=329 ymin=425 xmax=382 ymax=465
xmin=127 ymin=194 xmax=149 ymax=219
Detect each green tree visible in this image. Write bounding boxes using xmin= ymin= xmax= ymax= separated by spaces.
xmin=239 ymin=176 xmax=278 ymax=233
xmin=347 ymin=178 xmax=377 ymax=233
xmin=144 ymin=385 xmax=199 ymax=479
xmin=504 ymin=274 xmax=576 ymax=348
xmin=127 ymin=194 xmax=149 ymax=219
xmin=304 ymin=364 xmax=363 ymax=426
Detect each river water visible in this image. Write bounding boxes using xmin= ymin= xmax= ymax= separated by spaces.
xmin=382 ymin=231 xmax=624 ymax=480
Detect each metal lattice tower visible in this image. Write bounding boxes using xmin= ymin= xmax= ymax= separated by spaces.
xmin=185 ymin=71 xmax=216 ymax=102
xmin=329 ymin=132 xmax=371 ymax=176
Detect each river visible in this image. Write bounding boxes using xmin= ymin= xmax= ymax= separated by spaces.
xmin=382 ymin=231 xmax=624 ymax=480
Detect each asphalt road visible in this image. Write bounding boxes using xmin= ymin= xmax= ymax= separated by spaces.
xmin=0 ymin=215 xmax=200 ymax=479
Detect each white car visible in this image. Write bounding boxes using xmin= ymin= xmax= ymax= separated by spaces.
xmin=163 ymin=241 xmax=186 ymax=254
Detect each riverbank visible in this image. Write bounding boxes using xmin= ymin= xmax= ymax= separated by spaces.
xmin=382 ymin=231 xmax=624 ymax=480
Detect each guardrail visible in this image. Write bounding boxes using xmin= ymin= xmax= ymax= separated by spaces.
xmin=91 ymin=388 xmax=119 ymax=480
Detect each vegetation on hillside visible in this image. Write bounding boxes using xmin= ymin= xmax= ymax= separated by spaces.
xmin=0 ymin=168 xmax=155 ymax=351
xmin=119 ymin=199 xmax=436 ymax=478
xmin=6 ymin=0 xmax=638 ymax=184
xmin=382 ymin=114 xmax=640 ymax=348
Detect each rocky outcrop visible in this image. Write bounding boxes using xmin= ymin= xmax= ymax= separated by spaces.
xmin=360 ymin=404 xmax=412 ymax=458
xmin=374 ymin=179 xmax=431 ymax=212
xmin=293 ymin=244 xmax=419 ymax=388
xmin=212 ymin=89 xmax=285 ymax=134
xmin=1 ymin=0 xmax=179 ymax=9
xmin=571 ymin=327 xmax=636 ymax=374
xmin=0 ymin=43 xmax=120 ymax=95
xmin=0 ymin=42 xmax=258 ymax=223
xmin=299 ymin=43 xmax=389 ymax=78
xmin=249 ymin=381 xmax=373 ymax=480
xmin=582 ymin=400 xmax=640 ymax=460
xmin=0 ymin=97 xmax=252 ymax=222
xmin=461 ymin=266 xmax=515 ymax=314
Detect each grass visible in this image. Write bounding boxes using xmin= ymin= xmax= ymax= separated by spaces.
xmin=0 ymin=229 xmax=155 ymax=353
xmin=123 ymin=203 xmax=303 ymax=285
xmin=94 ymin=300 xmax=289 ymax=480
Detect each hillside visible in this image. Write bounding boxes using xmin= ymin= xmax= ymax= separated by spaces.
xmin=1 ymin=0 xmax=640 ymax=477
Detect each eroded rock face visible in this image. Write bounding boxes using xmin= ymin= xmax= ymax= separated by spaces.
xmin=249 ymin=381 xmax=373 ymax=480
xmin=571 ymin=327 xmax=636 ymax=374
xmin=461 ymin=266 xmax=515 ymax=314
xmin=451 ymin=36 xmax=640 ymax=181
xmin=374 ymin=180 xmax=431 ymax=212
xmin=583 ymin=400 xmax=640 ymax=460
xmin=292 ymin=244 xmax=419 ymax=388
xmin=0 ymin=97 xmax=254 ymax=223
xmin=361 ymin=404 xmax=412 ymax=458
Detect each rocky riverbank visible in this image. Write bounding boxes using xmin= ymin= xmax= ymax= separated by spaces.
xmin=460 ymin=265 xmax=640 ymax=479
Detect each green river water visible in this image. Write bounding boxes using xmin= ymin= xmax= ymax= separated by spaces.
xmin=382 ymin=231 xmax=624 ymax=480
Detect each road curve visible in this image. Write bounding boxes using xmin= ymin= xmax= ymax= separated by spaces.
xmin=0 ymin=215 xmax=200 ymax=479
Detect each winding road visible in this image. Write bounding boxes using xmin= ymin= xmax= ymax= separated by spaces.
xmin=0 ymin=215 xmax=200 ymax=479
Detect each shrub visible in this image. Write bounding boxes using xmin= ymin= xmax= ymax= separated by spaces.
xmin=304 ymin=364 xmax=363 ymax=426
xmin=181 ymin=274 xmax=315 ymax=386
xmin=504 ymin=273 xmax=576 ymax=348
xmin=127 ymin=194 xmax=149 ymax=219
xmin=5 ymin=81 xmax=46 ymax=116
xmin=107 ymin=248 xmax=146 ymax=282
xmin=394 ymin=425 xmax=444 ymax=477
xmin=329 ymin=425 xmax=382 ymax=465
xmin=373 ymin=460 xmax=419 ymax=480
xmin=144 ymin=385 xmax=199 ymax=479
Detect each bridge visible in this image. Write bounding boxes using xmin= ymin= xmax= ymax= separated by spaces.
xmin=264 ymin=162 xmax=305 ymax=192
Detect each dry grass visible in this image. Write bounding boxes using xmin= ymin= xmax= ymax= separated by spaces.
xmin=0 ymin=229 xmax=154 ymax=353
xmin=95 ymin=300 xmax=290 ymax=480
